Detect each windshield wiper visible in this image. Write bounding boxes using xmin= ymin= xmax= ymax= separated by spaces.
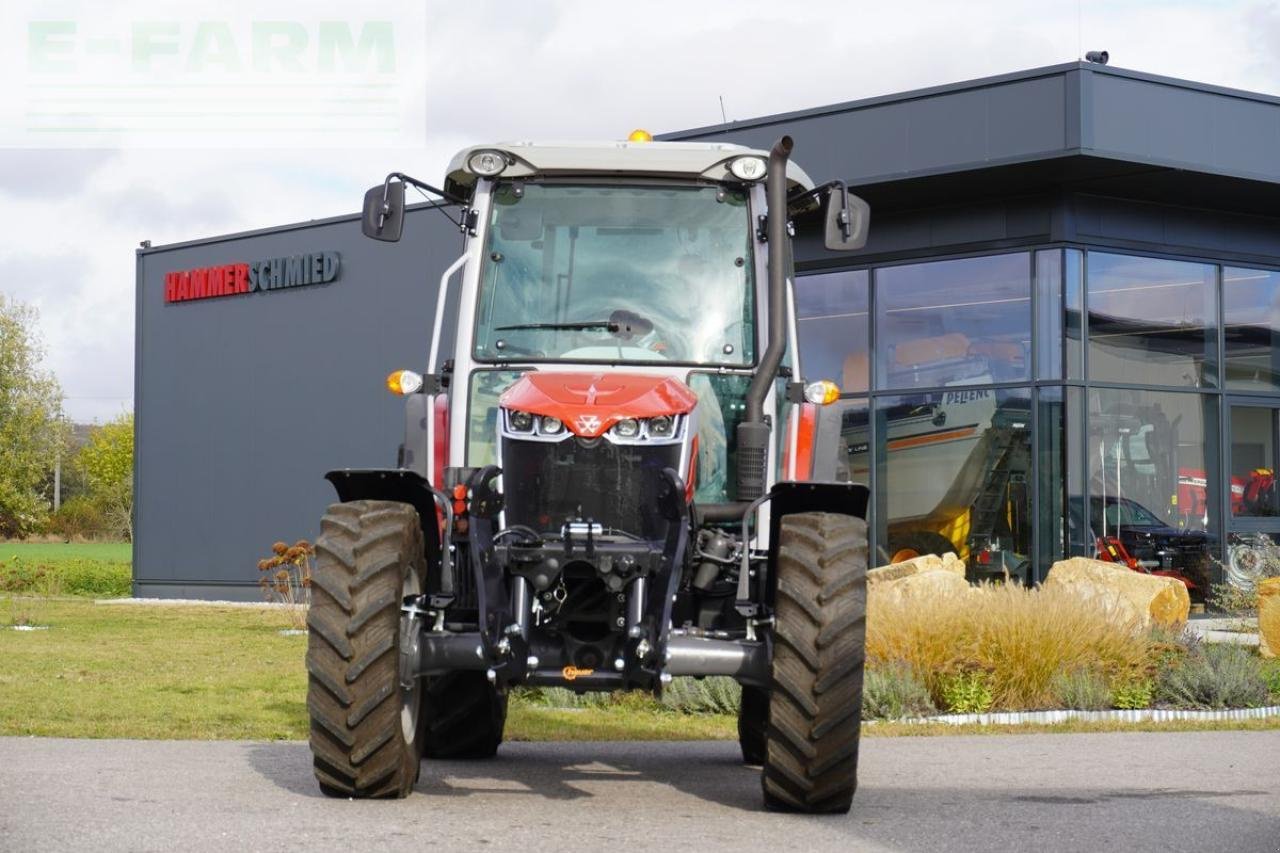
xmin=495 ymin=320 xmax=618 ymax=332
xmin=496 ymin=310 xmax=654 ymax=338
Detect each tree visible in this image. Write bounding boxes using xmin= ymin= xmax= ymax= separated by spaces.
xmin=78 ymin=412 xmax=134 ymax=541
xmin=0 ymin=295 xmax=64 ymax=537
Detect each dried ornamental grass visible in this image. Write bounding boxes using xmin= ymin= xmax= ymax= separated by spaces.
xmin=866 ymin=582 xmax=1155 ymax=711
xmin=256 ymin=539 xmax=314 ymax=630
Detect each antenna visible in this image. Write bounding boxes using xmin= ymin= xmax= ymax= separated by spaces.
xmin=718 ymin=95 xmax=728 ymax=124
xmin=1077 ymin=0 xmax=1083 ymax=59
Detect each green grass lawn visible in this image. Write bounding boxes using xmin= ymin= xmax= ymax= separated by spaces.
xmin=0 ymin=542 xmax=132 ymax=563
xmin=0 ymin=598 xmax=1275 ymax=742
xmin=0 ymin=598 xmax=736 ymax=741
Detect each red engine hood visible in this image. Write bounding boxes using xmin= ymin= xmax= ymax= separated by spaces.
xmin=499 ymin=372 xmax=698 ymax=438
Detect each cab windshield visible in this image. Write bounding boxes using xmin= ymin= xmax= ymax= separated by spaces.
xmin=473 ymin=183 xmax=754 ymax=366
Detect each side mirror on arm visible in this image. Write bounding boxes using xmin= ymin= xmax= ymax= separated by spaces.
xmin=823 ymin=185 xmax=870 ymax=251
xmin=362 ymin=180 xmax=406 ymax=242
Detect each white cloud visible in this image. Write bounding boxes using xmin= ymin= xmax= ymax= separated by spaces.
xmin=0 ymin=0 xmax=1277 ymax=422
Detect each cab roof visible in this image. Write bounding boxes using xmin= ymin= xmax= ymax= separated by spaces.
xmin=444 ymin=139 xmax=815 ymax=197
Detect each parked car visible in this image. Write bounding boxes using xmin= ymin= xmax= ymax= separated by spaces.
xmin=1068 ymin=495 xmax=1212 ymax=594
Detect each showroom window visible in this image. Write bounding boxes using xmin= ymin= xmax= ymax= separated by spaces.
xmin=795 ymin=270 xmax=869 ymax=392
xmin=873 ymin=386 xmax=1033 ymax=582
xmin=1034 ymin=250 xmax=1063 ymax=380
xmin=1064 ymin=249 xmax=1085 ymax=381
xmin=875 ymin=253 xmax=1031 ymax=390
xmin=1223 ymin=266 xmax=1280 ymax=392
xmin=1082 ymin=387 xmax=1218 ymax=589
xmin=1086 ymin=253 xmax=1218 ymax=388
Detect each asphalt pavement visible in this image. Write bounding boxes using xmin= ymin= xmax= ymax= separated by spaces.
xmin=1 ymin=732 xmax=1277 ymax=852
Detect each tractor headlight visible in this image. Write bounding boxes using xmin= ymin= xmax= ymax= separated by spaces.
xmin=386 ymin=369 xmax=424 ymax=395
xmin=648 ymin=415 xmax=675 ymax=438
xmin=728 ymin=156 xmax=767 ymax=182
xmin=803 ymin=380 xmax=841 ymax=405
xmin=613 ymin=418 xmax=640 ymax=438
xmin=508 ymin=410 xmax=534 ymax=432
xmin=467 ymin=149 xmax=508 ymax=177
xmin=539 ymin=416 xmax=564 ymax=435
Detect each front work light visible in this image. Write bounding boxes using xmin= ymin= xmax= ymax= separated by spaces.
xmin=467 ymin=150 xmax=507 ymax=177
xmin=386 ymin=369 xmax=424 ymax=395
xmin=728 ymin=156 xmax=767 ymax=182
xmin=803 ymin=380 xmax=841 ymax=405
xmin=648 ymin=415 xmax=675 ymax=437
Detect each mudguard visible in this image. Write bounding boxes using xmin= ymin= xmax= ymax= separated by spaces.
xmin=324 ymin=468 xmax=451 ymax=599
xmin=764 ymin=480 xmax=870 ymax=607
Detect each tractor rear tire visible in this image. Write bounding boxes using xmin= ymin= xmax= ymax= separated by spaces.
xmin=421 ymin=671 xmax=508 ymax=759
xmin=307 ymin=500 xmax=425 ymax=799
xmin=738 ymin=685 xmax=768 ymax=765
xmin=762 ymin=512 xmax=867 ymax=814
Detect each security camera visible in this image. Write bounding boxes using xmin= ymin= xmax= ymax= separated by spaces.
xmin=1085 ymin=50 xmax=1109 ymax=65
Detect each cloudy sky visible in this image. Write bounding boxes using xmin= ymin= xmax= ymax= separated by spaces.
xmin=3 ymin=0 xmax=1280 ymax=422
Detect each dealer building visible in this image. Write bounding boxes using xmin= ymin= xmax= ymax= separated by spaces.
xmin=134 ymin=62 xmax=1280 ymax=598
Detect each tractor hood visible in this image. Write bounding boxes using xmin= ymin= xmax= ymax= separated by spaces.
xmin=498 ymin=372 xmax=698 ymax=438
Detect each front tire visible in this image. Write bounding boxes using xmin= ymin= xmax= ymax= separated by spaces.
xmin=762 ymin=512 xmax=867 ymax=814
xmin=307 ymin=500 xmax=425 ymax=799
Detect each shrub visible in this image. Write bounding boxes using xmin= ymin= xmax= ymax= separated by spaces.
xmin=46 ymin=497 xmax=107 ymax=540
xmin=1208 ymin=583 xmax=1258 ymax=616
xmin=660 ymin=676 xmax=741 ymax=714
xmin=863 ymin=663 xmax=936 ymax=719
xmin=1111 ymin=678 xmax=1154 ymax=710
xmin=866 ymin=581 xmax=1153 ymax=711
xmin=1156 ymin=643 xmax=1270 ymax=710
xmin=939 ymin=671 xmax=994 ymax=714
xmin=1262 ymin=659 xmax=1280 ymax=700
xmin=1051 ymin=668 xmax=1111 ymax=711
xmin=0 ymin=557 xmax=130 ymax=598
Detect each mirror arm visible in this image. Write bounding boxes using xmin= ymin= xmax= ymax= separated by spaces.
xmin=788 ymin=179 xmax=853 ymax=240
xmin=377 ymin=172 xmax=468 ymax=230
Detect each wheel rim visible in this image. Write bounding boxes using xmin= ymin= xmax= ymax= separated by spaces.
xmin=890 ymin=548 xmax=920 ymax=563
xmin=398 ymin=567 xmax=423 ymax=745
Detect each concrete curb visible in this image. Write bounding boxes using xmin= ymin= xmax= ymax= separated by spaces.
xmin=869 ymin=705 xmax=1280 ymax=726
xmin=94 ymin=598 xmax=300 ymax=609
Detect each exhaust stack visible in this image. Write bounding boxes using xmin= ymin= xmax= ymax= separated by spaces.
xmin=737 ymin=135 xmax=793 ymax=500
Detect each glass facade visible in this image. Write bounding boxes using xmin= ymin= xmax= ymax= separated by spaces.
xmin=875 ymin=254 xmax=1030 ymax=390
xmin=795 ymin=246 xmax=1280 ymax=588
xmin=1223 ymin=267 xmax=1280 ymax=392
xmin=1086 ymin=253 xmax=1218 ymax=388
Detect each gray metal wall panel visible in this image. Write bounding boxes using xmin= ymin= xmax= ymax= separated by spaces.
xmin=134 ymin=208 xmax=459 ymax=594
xmin=673 ymin=76 xmax=1069 ymax=186
xmin=794 ymin=196 xmax=1057 ymax=267
xmin=1090 ymin=75 xmax=1280 ymax=182
xmin=1072 ymin=194 xmax=1280 ymax=263
xmin=675 ymin=64 xmax=1280 ymax=191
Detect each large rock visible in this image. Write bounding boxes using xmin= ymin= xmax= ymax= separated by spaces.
xmin=1044 ymin=557 xmax=1190 ymax=630
xmin=868 ymin=552 xmax=965 ymax=587
xmin=868 ymin=552 xmax=971 ymax=605
xmin=1260 ymin=577 xmax=1280 ymax=659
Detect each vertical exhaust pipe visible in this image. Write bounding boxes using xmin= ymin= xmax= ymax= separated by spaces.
xmin=737 ymin=135 xmax=793 ymax=500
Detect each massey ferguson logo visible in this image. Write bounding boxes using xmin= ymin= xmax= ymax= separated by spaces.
xmin=575 ymin=414 xmax=601 ymax=435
